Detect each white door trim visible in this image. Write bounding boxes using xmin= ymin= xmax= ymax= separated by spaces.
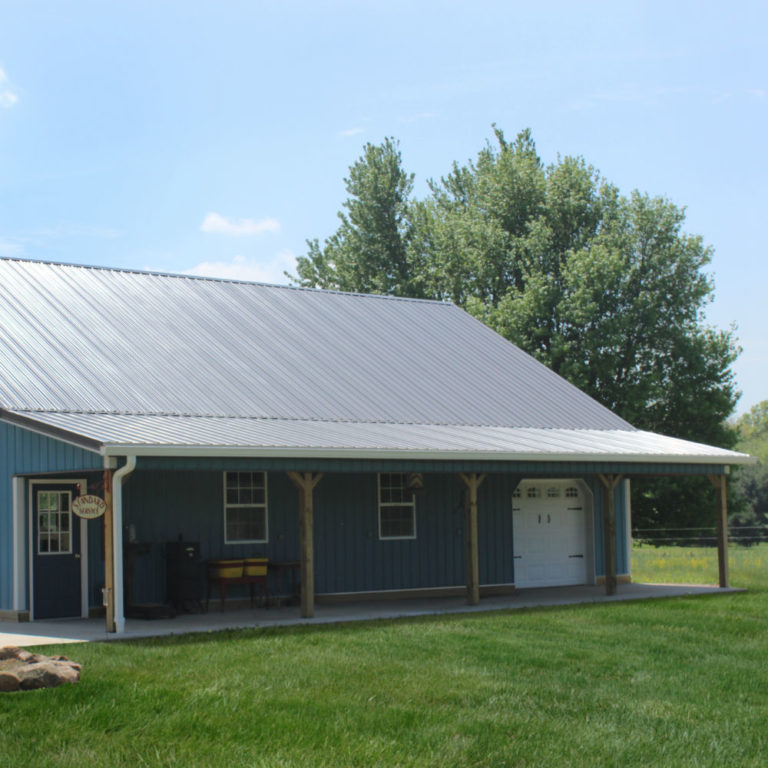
xmin=28 ymin=478 xmax=89 ymax=621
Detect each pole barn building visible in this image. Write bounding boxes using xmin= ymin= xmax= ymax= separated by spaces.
xmin=0 ymin=259 xmax=752 ymax=633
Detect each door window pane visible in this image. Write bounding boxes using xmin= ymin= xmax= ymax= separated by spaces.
xmin=37 ymin=491 xmax=73 ymax=555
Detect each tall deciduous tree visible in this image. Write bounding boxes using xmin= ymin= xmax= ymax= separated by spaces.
xmin=296 ymin=127 xmax=741 ymax=528
xmin=293 ymin=137 xmax=424 ymax=296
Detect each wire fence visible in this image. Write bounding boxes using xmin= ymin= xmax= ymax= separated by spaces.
xmin=632 ymin=525 xmax=768 ymax=547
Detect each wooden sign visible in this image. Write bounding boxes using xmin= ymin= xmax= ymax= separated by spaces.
xmin=72 ymin=494 xmax=107 ymax=520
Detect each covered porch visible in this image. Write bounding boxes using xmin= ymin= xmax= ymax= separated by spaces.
xmin=0 ymin=581 xmax=743 ymax=648
xmin=13 ymin=456 xmax=736 ymax=635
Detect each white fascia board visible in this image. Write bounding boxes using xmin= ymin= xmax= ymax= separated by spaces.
xmin=99 ymin=443 xmax=754 ymax=465
xmin=0 ymin=413 xmax=103 ymax=455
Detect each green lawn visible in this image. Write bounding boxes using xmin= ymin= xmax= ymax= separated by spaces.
xmin=1 ymin=545 xmax=767 ymax=767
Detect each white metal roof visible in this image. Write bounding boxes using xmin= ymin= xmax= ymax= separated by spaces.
xmin=0 ymin=258 xmax=752 ymax=466
xmin=5 ymin=410 xmax=753 ymax=465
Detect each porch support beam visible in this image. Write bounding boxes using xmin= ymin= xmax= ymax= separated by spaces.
xmin=708 ymin=474 xmax=729 ymax=588
xmin=287 ymin=471 xmax=323 ymax=618
xmin=598 ymin=473 xmax=622 ymax=596
xmin=459 ymin=472 xmax=486 ymax=606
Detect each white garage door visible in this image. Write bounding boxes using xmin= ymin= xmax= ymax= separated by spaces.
xmin=512 ymin=481 xmax=588 ymax=588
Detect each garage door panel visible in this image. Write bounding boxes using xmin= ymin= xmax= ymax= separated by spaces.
xmin=513 ymin=482 xmax=588 ymax=588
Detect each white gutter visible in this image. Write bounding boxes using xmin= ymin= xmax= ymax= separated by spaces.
xmin=99 ymin=444 xmax=755 ymax=465
xmin=112 ymin=455 xmax=136 ymax=634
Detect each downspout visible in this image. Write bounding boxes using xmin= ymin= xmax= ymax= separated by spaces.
xmin=112 ymin=455 xmax=136 ymax=634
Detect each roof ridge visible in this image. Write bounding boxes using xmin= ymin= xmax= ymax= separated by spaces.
xmin=5 ymin=408 xmax=638 ymax=432
xmin=0 ymin=257 xmax=452 ymax=306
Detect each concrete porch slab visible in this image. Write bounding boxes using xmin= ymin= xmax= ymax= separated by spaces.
xmin=0 ymin=582 xmax=744 ymax=648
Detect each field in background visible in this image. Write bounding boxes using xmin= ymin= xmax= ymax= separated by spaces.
xmin=632 ymin=541 xmax=768 ymax=589
xmin=0 ymin=545 xmax=765 ymax=767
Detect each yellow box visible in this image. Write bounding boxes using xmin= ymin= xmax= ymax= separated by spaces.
xmin=209 ymin=559 xmax=243 ymax=578
xmin=244 ymin=557 xmax=268 ymax=577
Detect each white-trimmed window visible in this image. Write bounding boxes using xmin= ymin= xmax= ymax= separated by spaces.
xmin=224 ymin=472 xmax=268 ymax=543
xmin=378 ymin=473 xmax=416 ymax=540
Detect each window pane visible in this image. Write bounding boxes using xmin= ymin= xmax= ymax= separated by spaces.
xmin=381 ymin=505 xmax=414 ymax=538
xmin=226 ymin=507 xmax=266 ymax=542
xmin=239 ymin=488 xmax=255 ymax=504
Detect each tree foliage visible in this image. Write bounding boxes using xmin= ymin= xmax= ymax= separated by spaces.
xmin=730 ymin=402 xmax=768 ymax=542
xmin=294 ymin=137 xmax=425 ymax=297
xmin=294 ymin=127 xmax=742 ymax=528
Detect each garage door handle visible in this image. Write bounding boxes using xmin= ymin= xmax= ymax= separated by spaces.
xmin=568 ymin=554 xmax=583 ymax=558
xmin=513 ymin=555 xmax=522 ymax=559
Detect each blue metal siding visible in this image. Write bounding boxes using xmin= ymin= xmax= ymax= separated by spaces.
xmin=314 ymin=473 xmax=519 ymax=594
xmin=315 ymin=473 xmax=458 ymax=593
xmin=0 ymin=421 xmax=102 ymax=610
xmin=120 ymin=470 xmax=522 ymax=602
xmin=122 ymin=470 xmax=300 ymax=604
xmin=479 ymin=474 xmax=519 ymax=585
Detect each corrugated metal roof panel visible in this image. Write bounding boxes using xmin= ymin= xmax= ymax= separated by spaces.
xmin=7 ymin=410 xmax=753 ymax=465
xmin=0 ymin=259 xmax=631 ymax=430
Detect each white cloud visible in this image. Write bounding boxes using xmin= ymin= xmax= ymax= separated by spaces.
xmin=0 ymin=67 xmax=17 ymax=108
xmin=184 ymin=252 xmax=297 ymax=286
xmin=200 ymin=212 xmax=280 ymax=236
xmin=337 ymin=126 xmax=366 ymax=138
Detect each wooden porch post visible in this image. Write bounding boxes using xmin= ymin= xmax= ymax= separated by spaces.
xmin=460 ymin=473 xmax=485 ymax=606
xmin=287 ymin=471 xmax=323 ymax=618
xmin=709 ymin=474 xmax=729 ymax=588
xmin=598 ymin=474 xmax=622 ymax=596
xmin=103 ymin=469 xmax=115 ymax=632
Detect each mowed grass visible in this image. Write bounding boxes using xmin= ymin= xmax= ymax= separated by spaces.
xmin=1 ymin=546 xmax=767 ymax=768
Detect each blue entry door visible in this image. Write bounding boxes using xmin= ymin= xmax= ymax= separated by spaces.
xmin=33 ymin=485 xmax=82 ymax=619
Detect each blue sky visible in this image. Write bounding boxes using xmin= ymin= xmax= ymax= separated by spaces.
xmin=0 ymin=1 xmax=765 ymax=414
